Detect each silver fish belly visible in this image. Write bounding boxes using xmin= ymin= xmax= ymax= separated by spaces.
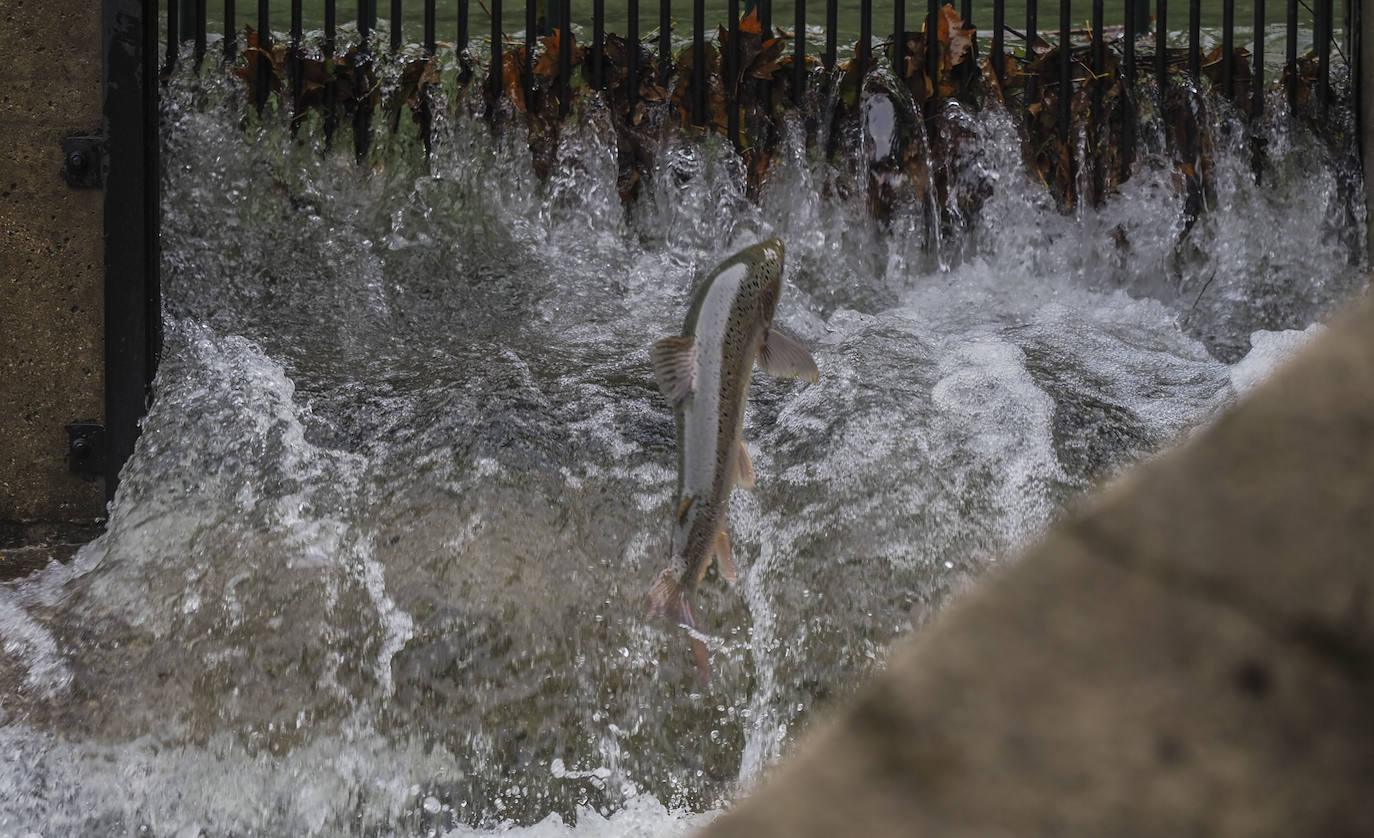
xmin=645 ymin=237 xmax=819 ymax=682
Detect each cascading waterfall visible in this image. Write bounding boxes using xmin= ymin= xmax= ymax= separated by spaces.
xmin=0 ymin=53 xmax=1366 ymax=835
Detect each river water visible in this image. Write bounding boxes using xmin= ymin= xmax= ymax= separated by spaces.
xmin=0 ymin=65 xmax=1366 ymax=835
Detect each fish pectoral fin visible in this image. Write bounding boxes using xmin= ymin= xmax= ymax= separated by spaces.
xmin=713 ymin=529 xmax=737 ymax=582
xmin=735 ymin=441 xmax=755 ymax=491
xmin=676 ymin=495 xmax=694 ymax=523
xmin=646 ymin=569 xmax=695 ymax=631
xmin=758 ymin=329 xmax=819 ymax=383
xmin=650 ymin=336 xmax=698 ymax=405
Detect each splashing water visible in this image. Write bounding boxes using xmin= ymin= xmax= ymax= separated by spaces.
xmin=0 ymin=64 xmax=1366 ymax=835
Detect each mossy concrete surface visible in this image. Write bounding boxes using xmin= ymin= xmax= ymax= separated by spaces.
xmin=699 ymin=290 xmax=1374 ymax=838
xmin=1 ymin=0 xmax=105 ymax=535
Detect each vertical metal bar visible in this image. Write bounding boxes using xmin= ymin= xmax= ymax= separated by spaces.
xmin=195 ymin=0 xmax=207 ymax=67
xmin=793 ymin=0 xmax=804 ymax=104
xmin=357 ymin=0 xmax=372 ymax=159
xmin=525 ymin=0 xmax=537 ymax=106
xmin=104 ymin=0 xmax=163 ymax=502
xmin=1059 ymin=0 xmax=1070 ymax=141
xmin=961 ymin=0 xmax=971 ymax=28
xmin=893 ymin=0 xmax=904 ymax=83
xmin=291 ymin=0 xmax=303 ymax=116
xmin=560 ymin=0 xmax=572 ymax=115
xmin=825 ymin=0 xmax=837 ymax=68
xmin=926 ymin=0 xmax=937 ymax=99
xmin=491 ymin=0 xmax=503 ymax=103
xmin=692 ymin=0 xmax=704 ymax=124
xmin=391 ymin=0 xmax=402 ymax=51
xmin=660 ymin=0 xmax=671 ymax=86
xmin=1253 ymin=0 xmax=1265 ymax=116
xmin=1287 ymin=0 xmax=1298 ymax=111
xmin=425 ymin=0 xmax=436 ymax=53
xmin=1125 ymin=0 xmax=1137 ymax=83
xmin=458 ymin=0 xmax=469 ymax=53
xmin=1026 ymin=0 xmax=1038 ymax=106
xmin=593 ymin=0 xmax=605 ymax=89
xmin=859 ymin=0 xmax=871 ymax=74
xmin=993 ymin=0 xmax=1004 ymax=84
xmin=628 ymin=0 xmax=639 ymax=110
xmin=325 ymin=0 xmax=336 ymax=143
xmin=1092 ymin=0 xmax=1104 ymax=84
xmin=727 ymin=0 xmax=739 ymax=142
xmin=761 ymin=0 xmax=771 ymax=34
xmin=1093 ymin=0 xmax=1103 ymax=203
xmin=225 ymin=0 xmax=236 ymax=60
xmin=1313 ymin=0 xmax=1324 ymax=116
xmin=1157 ymin=0 xmax=1168 ymax=107
xmin=1223 ymin=0 xmax=1235 ymax=98
xmin=256 ymin=0 xmax=271 ymax=111
xmin=1189 ymin=0 xmax=1200 ymax=81
xmin=166 ymin=0 xmax=180 ymax=74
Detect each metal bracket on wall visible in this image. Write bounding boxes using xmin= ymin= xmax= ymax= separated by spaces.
xmin=61 ymin=135 xmax=107 ymax=189
xmin=66 ymin=422 xmax=106 ymax=478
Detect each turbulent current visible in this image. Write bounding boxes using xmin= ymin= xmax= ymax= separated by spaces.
xmin=1 ymin=64 xmax=1367 ymax=835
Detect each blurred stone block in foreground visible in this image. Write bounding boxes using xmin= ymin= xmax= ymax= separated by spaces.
xmin=700 ymin=291 xmax=1374 ymax=838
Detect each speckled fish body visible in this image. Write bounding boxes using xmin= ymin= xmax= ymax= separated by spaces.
xmin=646 ymin=238 xmax=819 ymax=682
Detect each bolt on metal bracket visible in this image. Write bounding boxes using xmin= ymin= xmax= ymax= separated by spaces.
xmin=66 ymin=422 xmax=106 ymax=479
xmin=61 ymin=135 xmax=107 ymax=189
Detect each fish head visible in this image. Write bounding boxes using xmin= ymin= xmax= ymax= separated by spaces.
xmin=738 ymin=237 xmax=786 ymax=324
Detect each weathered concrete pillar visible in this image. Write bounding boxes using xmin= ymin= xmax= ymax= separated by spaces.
xmin=699 ymin=289 xmax=1374 ymax=837
xmin=1 ymin=2 xmax=106 ymax=560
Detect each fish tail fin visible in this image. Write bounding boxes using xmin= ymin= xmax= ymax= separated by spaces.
xmin=646 ymin=570 xmax=712 ymax=685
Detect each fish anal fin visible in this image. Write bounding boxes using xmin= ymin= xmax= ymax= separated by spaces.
xmin=713 ymin=529 xmax=737 ymax=582
xmin=735 ymin=442 xmax=755 ymax=491
xmin=650 ymin=336 xmax=698 ymax=405
xmin=758 ymin=329 xmax=819 ymax=383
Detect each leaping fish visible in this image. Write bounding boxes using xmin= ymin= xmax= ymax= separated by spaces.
xmin=646 ymin=238 xmax=819 ymax=683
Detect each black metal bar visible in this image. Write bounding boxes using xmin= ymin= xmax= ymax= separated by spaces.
xmin=391 ymin=0 xmax=402 ymax=51
xmin=526 ymin=0 xmax=537 ymax=107
xmin=628 ymin=0 xmax=639 ymax=110
xmin=458 ymin=0 xmax=469 ymax=53
xmin=325 ymin=0 xmax=336 ymax=143
xmin=1157 ymin=0 xmax=1168 ymax=107
xmin=560 ymin=0 xmax=572 ymax=116
xmin=357 ymin=0 xmax=372 ymax=159
xmin=1059 ymin=0 xmax=1070 ymax=141
xmin=291 ymin=0 xmax=303 ymax=116
xmin=225 ymin=0 xmax=236 ymax=60
xmin=104 ymin=0 xmax=162 ymax=502
xmin=893 ymin=0 xmax=904 ymax=82
xmin=761 ymin=0 xmax=771 ymax=34
xmin=1189 ymin=0 xmax=1200 ymax=81
xmin=593 ymin=0 xmax=605 ymax=89
xmin=1253 ymin=0 xmax=1265 ymax=116
xmin=692 ymin=0 xmax=704 ymax=124
xmin=1287 ymin=0 xmax=1297 ymax=111
xmin=962 ymin=0 xmax=971 ymax=29
xmin=1026 ymin=0 xmax=1037 ymax=106
xmin=165 ymin=0 xmax=179 ymax=74
xmin=660 ymin=0 xmax=671 ymax=86
xmin=425 ymin=0 xmax=436 ymax=53
xmin=993 ymin=0 xmax=1004 ymax=84
xmin=727 ymin=0 xmax=739 ymax=142
xmin=1317 ymin=0 xmax=1331 ymax=116
xmin=1092 ymin=0 xmax=1104 ymax=81
xmin=194 ymin=0 xmax=207 ymax=67
xmin=793 ymin=0 xmax=804 ymax=104
xmin=1093 ymin=0 xmax=1103 ymax=204
xmin=492 ymin=0 xmax=503 ymax=103
xmin=1124 ymin=0 xmax=1136 ymax=83
xmin=858 ymin=0 xmax=870 ymax=74
xmin=1223 ymin=0 xmax=1235 ymax=98
xmin=256 ymin=0 xmax=271 ymax=111
xmin=926 ymin=0 xmax=937 ymax=99
xmin=825 ymin=0 xmax=837 ymax=69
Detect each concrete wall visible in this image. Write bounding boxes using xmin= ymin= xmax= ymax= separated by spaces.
xmin=0 ymin=1 xmax=106 ymax=527
xmin=698 ymin=290 xmax=1374 ymax=838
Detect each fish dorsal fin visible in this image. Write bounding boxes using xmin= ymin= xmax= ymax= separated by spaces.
xmin=650 ymin=336 xmax=698 ymax=405
xmin=758 ymin=329 xmax=819 ymax=383
xmin=713 ymin=529 xmax=737 ymax=582
xmin=735 ymin=441 xmax=755 ymax=491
